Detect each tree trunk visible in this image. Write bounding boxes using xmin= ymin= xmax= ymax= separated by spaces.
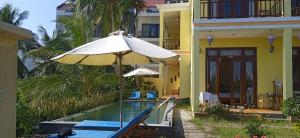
xmin=288 ymin=116 xmax=293 ymax=125
xmin=110 ymin=1 xmax=115 ymax=32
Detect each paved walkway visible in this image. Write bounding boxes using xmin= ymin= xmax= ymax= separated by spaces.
xmin=172 ymin=109 xmax=214 ymax=138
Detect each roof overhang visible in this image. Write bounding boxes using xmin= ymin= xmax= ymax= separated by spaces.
xmin=0 ymin=21 xmax=32 ymax=40
xmin=194 ymin=17 xmax=300 ymax=31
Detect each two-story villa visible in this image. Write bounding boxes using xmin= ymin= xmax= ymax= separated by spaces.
xmin=156 ymin=0 xmax=300 ymax=113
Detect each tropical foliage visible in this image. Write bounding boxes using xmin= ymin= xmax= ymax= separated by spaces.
xmin=16 ymin=1 xmax=142 ymax=136
xmin=281 ymin=98 xmax=300 ymax=117
xmin=76 ymin=0 xmax=145 ymax=36
xmin=0 ymin=3 xmax=29 ymax=26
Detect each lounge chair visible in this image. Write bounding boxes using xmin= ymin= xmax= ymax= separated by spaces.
xmin=146 ymin=91 xmax=156 ymax=100
xmin=47 ymin=107 xmax=154 ymax=138
xmin=129 ymin=91 xmax=141 ymax=100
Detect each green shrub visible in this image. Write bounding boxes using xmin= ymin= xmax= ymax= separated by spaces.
xmin=17 ymin=92 xmax=36 ymax=136
xmin=204 ymin=103 xmax=231 ymax=118
xmin=281 ymin=98 xmax=300 ymax=117
xmin=245 ymin=118 xmax=269 ymax=137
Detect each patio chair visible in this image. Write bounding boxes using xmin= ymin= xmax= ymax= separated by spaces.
xmin=146 ymin=91 xmax=156 ymax=100
xmin=129 ymin=90 xmax=141 ymax=100
xmin=47 ymin=107 xmax=154 ymax=138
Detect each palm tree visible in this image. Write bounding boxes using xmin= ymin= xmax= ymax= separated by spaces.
xmin=0 ymin=3 xmax=29 ymax=26
xmin=77 ymin=0 xmax=145 ymax=36
xmin=24 ymin=8 xmax=109 ymax=99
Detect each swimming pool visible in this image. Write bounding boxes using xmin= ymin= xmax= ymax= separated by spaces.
xmin=61 ymin=101 xmax=167 ymax=124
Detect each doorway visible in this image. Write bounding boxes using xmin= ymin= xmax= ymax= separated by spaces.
xmin=293 ymin=48 xmax=300 ymax=102
xmin=206 ymin=48 xmax=257 ymax=106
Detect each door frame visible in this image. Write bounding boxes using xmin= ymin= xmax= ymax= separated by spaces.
xmin=206 ymin=47 xmax=257 ymax=106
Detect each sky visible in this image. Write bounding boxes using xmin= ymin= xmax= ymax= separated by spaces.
xmin=0 ymin=0 xmax=65 ymax=36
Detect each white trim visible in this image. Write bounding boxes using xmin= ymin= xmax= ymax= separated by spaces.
xmin=157 ymin=3 xmax=190 ymax=12
xmin=194 ymin=24 xmax=300 ymax=31
xmin=194 ymin=17 xmax=300 ymax=24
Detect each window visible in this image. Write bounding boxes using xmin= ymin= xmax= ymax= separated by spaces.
xmin=220 ymin=49 xmax=242 ymax=56
xmin=292 ymin=0 xmax=300 ymax=8
xmin=146 ymin=7 xmax=158 ymax=13
xmin=142 ymin=24 xmax=159 ymax=38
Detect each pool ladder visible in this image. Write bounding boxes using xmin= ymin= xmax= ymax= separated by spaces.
xmin=156 ymin=96 xmax=177 ymax=124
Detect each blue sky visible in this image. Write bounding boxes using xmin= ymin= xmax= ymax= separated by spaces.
xmin=0 ymin=0 xmax=65 ymax=36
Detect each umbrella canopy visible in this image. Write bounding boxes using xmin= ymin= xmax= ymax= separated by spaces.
xmin=51 ymin=31 xmax=178 ymax=128
xmin=52 ymin=31 xmax=177 ymax=65
xmin=123 ymin=67 xmax=160 ymax=77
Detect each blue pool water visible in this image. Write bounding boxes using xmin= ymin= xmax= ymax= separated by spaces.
xmin=65 ymin=102 xmax=167 ymax=124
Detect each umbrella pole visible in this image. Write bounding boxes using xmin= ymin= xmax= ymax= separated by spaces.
xmin=117 ymin=54 xmax=124 ymax=128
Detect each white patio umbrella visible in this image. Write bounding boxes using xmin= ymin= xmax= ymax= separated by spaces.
xmin=51 ymin=31 xmax=178 ymax=128
xmin=123 ymin=67 xmax=160 ymax=77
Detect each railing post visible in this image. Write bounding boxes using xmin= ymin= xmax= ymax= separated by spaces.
xmin=157 ymin=108 xmax=160 ymax=124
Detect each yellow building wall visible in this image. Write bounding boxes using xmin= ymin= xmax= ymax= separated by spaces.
xmin=180 ymin=56 xmax=190 ymax=98
xmin=166 ymin=64 xmax=180 ymax=95
xmin=143 ymin=77 xmax=163 ymax=97
xmin=179 ymin=10 xmax=192 ymax=98
xmin=0 ymin=37 xmax=18 ymax=138
xmin=158 ymin=8 xmax=192 ymax=98
xmin=197 ymin=37 xmax=300 ymax=106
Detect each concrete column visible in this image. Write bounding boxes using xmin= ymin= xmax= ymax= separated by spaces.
xmin=159 ymin=12 xmax=164 ymax=48
xmin=193 ymin=0 xmax=201 ymax=19
xmin=163 ymin=64 xmax=169 ymax=96
xmin=284 ymin=0 xmax=291 ymax=16
xmin=283 ymin=28 xmax=293 ymax=99
xmin=191 ymin=31 xmax=200 ymax=112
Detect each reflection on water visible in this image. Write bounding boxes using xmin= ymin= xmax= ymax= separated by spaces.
xmin=66 ymin=102 xmax=166 ymax=124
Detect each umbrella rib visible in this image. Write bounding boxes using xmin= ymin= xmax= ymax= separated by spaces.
xmin=75 ymin=55 xmax=89 ymax=64
xmin=122 ymin=51 xmax=132 ymax=56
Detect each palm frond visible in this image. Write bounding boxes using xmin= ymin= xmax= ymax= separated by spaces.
xmin=14 ymin=10 xmax=29 ymax=26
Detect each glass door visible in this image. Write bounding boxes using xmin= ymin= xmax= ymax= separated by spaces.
xmin=232 ymin=60 xmax=242 ymax=105
xmin=245 ymin=61 xmax=255 ymax=105
xmin=293 ymin=48 xmax=300 ymax=91
xmin=206 ymin=48 xmax=257 ymax=106
xmin=219 ymin=58 xmax=233 ymax=104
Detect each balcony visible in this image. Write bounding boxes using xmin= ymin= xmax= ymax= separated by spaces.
xmin=200 ymin=0 xmax=284 ymax=19
xmin=163 ymin=39 xmax=180 ymax=50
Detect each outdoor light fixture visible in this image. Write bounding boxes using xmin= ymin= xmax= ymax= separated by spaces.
xmin=207 ymin=31 xmax=214 ymax=46
xmin=267 ymin=30 xmax=276 ymax=53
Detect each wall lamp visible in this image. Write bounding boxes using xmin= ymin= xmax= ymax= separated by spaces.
xmin=267 ymin=30 xmax=276 ymax=53
xmin=207 ymin=30 xmax=214 ymax=46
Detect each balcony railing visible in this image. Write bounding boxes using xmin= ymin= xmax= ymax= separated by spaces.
xmin=163 ymin=39 xmax=180 ymax=50
xmin=200 ymin=0 xmax=283 ymax=19
xmin=166 ymin=0 xmax=189 ymax=3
